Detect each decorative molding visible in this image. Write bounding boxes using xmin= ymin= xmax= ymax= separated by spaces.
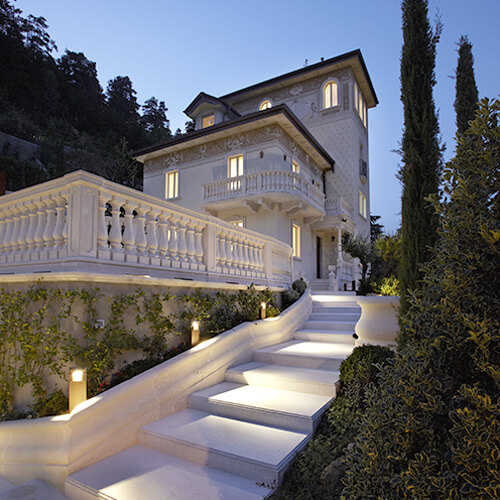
xmin=145 ymin=125 xmax=321 ymax=178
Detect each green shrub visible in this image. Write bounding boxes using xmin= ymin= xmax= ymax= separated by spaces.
xmin=342 ymin=99 xmax=500 ymax=499
xmin=292 ymin=277 xmax=307 ymax=295
xmin=32 ymin=389 xmax=68 ymax=417
xmin=371 ymin=275 xmax=400 ymax=296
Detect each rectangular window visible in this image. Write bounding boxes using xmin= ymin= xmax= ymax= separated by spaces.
xmin=292 ymin=224 xmax=301 ymax=258
xmin=202 ymin=115 xmax=215 ymax=128
xmin=354 ymin=81 xmax=367 ymax=128
xmin=166 ymin=171 xmax=179 ymax=199
xmin=231 ymin=220 xmax=244 ymax=227
xmin=228 ymin=154 xmax=244 ymax=178
xmin=292 ymin=160 xmax=300 ymax=174
xmin=359 ymin=190 xmax=367 ymax=219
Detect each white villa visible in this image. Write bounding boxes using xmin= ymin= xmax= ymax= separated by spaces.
xmin=136 ymin=49 xmax=377 ymax=290
xmin=0 ymin=50 xmax=393 ymax=500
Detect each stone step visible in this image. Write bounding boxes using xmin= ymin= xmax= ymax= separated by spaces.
xmin=294 ymin=329 xmax=356 ymax=345
xmin=225 ymin=361 xmax=339 ymax=396
xmin=253 ymin=340 xmax=353 ymax=371
xmin=303 ymin=320 xmax=357 ymax=332
xmin=138 ymin=409 xmax=309 ymax=485
xmin=308 ymin=312 xmax=360 ymax=322
xmin=65 ymin=445 xmax=272 ymax=500
xmin=188 ymin=382 xmax=332 ymax=433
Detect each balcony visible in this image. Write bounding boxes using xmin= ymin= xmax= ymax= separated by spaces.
xmin=202 ymin=170 xmax=325 ymax=217
xmin=359 ymin=159 xmax=368 ymax=184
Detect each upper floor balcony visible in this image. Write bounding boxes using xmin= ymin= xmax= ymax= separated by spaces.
xmin=202 ymin=170 xmax=325 ymax=218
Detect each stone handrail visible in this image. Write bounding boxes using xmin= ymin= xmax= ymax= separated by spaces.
xmin=203 ymin=170 xmax=325 ymax=213
xmin=0 ymin=289 xmax=312 ymax=488
xmin=0 ymin=170 xmax=293 ymax=286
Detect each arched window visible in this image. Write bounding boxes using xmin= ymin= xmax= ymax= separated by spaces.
xmin=259 ymin=100 xmax=272 ymax=111
xmin=322 ymin=80 xmax=338 ymax=109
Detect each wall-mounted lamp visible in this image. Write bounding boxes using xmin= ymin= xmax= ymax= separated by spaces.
xmin=191 ymin=321 xmax=200 ymax=346
xmin=69 ymin=367 xmax=87 ymax=412
xmin=341 ymin=218 xmax=347 ymax=223
xmin=260 ymin=302 xmax=267 ymax=319
xmin=260 ymin=151 xmax=264 ymax=159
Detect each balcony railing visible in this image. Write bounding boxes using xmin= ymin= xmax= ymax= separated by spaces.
xmin=325 ymin=198 xmax=353 ymax=217
xmin=0 ymin=171 xmax=293 ymax=286
xmin=203 ymin=170 xmax=325 ymax=213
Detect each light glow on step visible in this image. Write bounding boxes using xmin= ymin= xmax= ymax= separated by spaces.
xmin=274 ymin=342 xmax=352 ymax=356
xmin=191 ymin=337 xmax=218 ymax=352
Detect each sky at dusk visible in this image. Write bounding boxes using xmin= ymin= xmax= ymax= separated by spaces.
xmin=13 ymin=0 xmax=500 ymax=233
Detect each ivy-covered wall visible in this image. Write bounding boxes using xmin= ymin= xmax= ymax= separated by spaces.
xmin=0 ymin=281 xmax=280 ymax=419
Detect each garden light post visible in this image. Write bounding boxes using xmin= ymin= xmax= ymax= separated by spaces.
xmin=260 ymin=302 xmax=267 ymax=319
xmin=69 ymin=368 xmax=87 ymax=412
xmin=191 ymin=321 xmax=200 ymax=346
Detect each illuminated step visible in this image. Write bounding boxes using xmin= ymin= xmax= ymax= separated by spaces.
xmin=253 ymin=340 xmax=353 ymax=371
xmin=225 ymin=361 xmax=339 ymax=396
xmin=303 ymin=320 xmax=357 ymax=332
xmin=65 ymin=445 xmax=272 ymax=500
xmin=138 ymin=409 xmax=309 ymax=485
xmin=294 ymin=330 xmax=355 ymax=345
xmin=189 ymin=381 xmax=332 ymax=433
xmin=308 ymin=312 xmax=360 ymax=322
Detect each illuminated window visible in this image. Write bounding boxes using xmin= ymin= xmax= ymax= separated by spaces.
xmin=322 ymin=80 xmax=338 ymax=109
xmin=292 ymin=224 xmax=301 ymax=258
xmin=202 ymin=115 xmax=215 ymax=128
xmin=292 ymin=161 xmax=300 ymax=174
xmin=166 ymin=171 xmax=179 ymax=199
xmin=228 ymin=154 xmax=244 ymax=178
xmin=359 ymin=190 xmax=367 ymax=219
xmin=354 ymin=82 xmax=367 ymax=128
xmin=259 ymin=100 xmax=272 ymax=111
xmin=231 ymin=220 xmax=244 ymax=227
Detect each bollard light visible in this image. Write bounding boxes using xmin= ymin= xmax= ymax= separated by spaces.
xmin=69 ymin=367 xmax=87 ymax=412
xmin=191 ymin=320 xmax=200 ymax=346
xmin=260 ymin=302 xmax=267 ymax=319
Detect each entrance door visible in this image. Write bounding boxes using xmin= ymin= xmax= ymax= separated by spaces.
xmin=316 ymin=236 xmax=322 ymax=279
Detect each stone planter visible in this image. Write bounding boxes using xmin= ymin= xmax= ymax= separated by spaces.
xmin=355 ymin=296 xmax=400 ymax=347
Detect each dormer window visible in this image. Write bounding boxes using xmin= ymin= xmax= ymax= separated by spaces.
xmin=259 ymin=100 xmax=272 ymax=111
xmin=202 ymin=114 xmax=215 ymax=128
xmin=322 ymin=80 xmax=338 ymax=109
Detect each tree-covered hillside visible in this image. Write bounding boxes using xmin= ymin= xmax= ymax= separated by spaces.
xmin=0 ymin=0 xmax=175 ymax=191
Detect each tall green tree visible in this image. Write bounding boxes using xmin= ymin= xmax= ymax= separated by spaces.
xmin=141 ymin=97 xmax=171 ymax=143
xmin=455 ymin=35 xmax=479 ymax=136
xmin=399 ymin=0 xmax=442 ymax=314
xmin=343 ymin=97 xmax=500 ymax=500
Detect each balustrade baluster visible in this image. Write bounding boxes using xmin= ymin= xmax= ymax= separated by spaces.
xmin=2 ymin=211 xmax=14 ymax=260
xmin=33 ymin=202 xmax=47 ymax=258
xmin=177 ymin=218 xmax=188 ymax=266
xmin=10 ymin=208 xmax=21 ymax=257
xmin=194 ymin=222 xmax=204 ymax=268
xmin=225 ymin=231 xmax=234 ymax=273
xmin=242 ymin=238 xmax=250 ymax=275
xmin=185 ymin=220 xmax=196 ymax=266
xmin=134 ymin=206 xmax=148 ymax=263
xmin=217 ymin=231 xmax=225 ymax=271
xmin=17 ymin=206 xmax=29 ymax=258
xmin=157 ymin=213 xmax=169 ymax=264
xmin=108 ymin=199 xmax=124 ymax=260
xmin=146 ymin=208 xmax=160 ymax=265
xmin=42 ymin=199 xmax=57 ymax=257
xmin=121 ymin=202 xmax=137 ymax=262
xmin=53 ymin=195 xmax=67 ymax=255
xmin=248 ymin=242 xmax=256 ymax=275
xmin=168 ymin=215 xmax=179 ymax=266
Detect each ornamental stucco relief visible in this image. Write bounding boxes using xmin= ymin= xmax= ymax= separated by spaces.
xmin=144 ymin=125 xmax=320 ymax=176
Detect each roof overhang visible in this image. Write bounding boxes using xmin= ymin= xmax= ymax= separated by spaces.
xmin=134 ymin=104 xmax=335 ymax=171
xmin=220 ymin=49 xmax=378 ymax=108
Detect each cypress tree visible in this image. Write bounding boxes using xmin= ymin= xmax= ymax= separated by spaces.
xmin=455 ymin=35 xmax=479 ymax=136
xmin=399 ymin=0 xmax=442 ymax=317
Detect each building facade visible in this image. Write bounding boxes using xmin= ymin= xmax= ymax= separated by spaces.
xmin=136 ymin=50 xmax=377 ymax=288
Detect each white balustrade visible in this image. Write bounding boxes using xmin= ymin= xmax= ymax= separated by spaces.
xmin=203 ymin=170 xmax=325 ymax=213
xmin=0 ymin=170 xmax=292 ymax=286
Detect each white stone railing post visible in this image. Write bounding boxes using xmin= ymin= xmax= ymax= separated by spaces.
xmin=146 ymin=208 xmax=160 ymax=266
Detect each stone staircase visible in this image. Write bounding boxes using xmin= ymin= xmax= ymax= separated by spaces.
xmin=64 ymin=294 xmax=360 ymax=500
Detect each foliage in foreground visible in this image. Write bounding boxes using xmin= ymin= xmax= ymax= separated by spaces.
xmin=271 ymin=345 xmax=394 ymax=499
xmin=341 ymin=99 xmax=499 ymax=499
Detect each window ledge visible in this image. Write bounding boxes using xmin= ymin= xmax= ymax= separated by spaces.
xmin=166 ymin=197 xmax=181 ymax=202
xmin=320 ymin=105 xmax=341 ymax=115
